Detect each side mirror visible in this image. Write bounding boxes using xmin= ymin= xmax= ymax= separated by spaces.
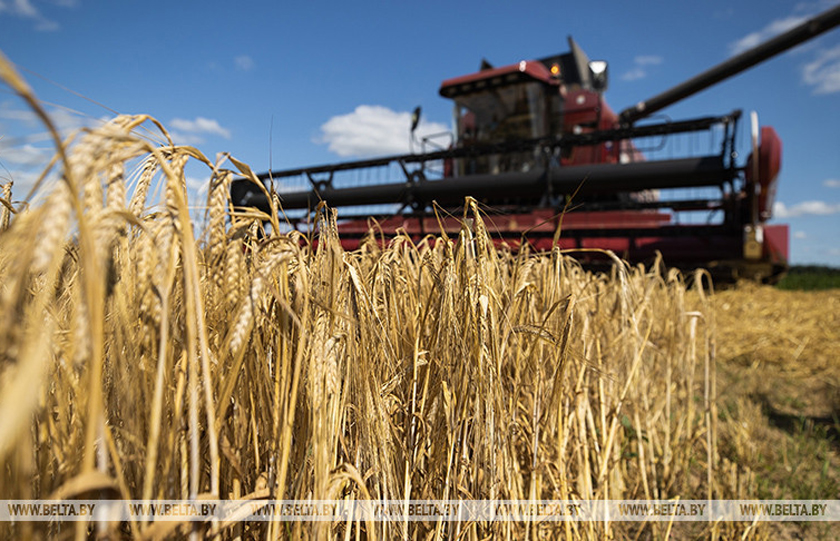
xmin=411 ymin=106 xmax=422 ymax=133
xmin=588 ymin=60 xmax=608 ymax=92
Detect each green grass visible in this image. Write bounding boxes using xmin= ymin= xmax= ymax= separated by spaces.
xmin=776 ymin=265 xmax=840 ymax=290
xmin=752 ymin=419 xmax=839 ymax=500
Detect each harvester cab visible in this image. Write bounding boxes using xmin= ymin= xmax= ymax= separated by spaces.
xmin=230 ymin=5 xmax=840 ymax=282
xmin=437 ymin=37 xmax=651 ymax=211
xmin=440 ymin=38 xmax=613 ymax=178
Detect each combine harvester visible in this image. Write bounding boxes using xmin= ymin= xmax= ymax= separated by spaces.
xmin=232 ymin=5 xmax=840 ymax=282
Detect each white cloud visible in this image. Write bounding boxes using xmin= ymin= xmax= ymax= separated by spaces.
xmin=634 ymin=55 xmax=663 ymax=66
xmin=621 ymin=68 xmax=646 ymax=82
xmin=1 ymin=101 xmax=91 ymax=136
xmin=185 ymin=176 xmax=210 ymax=198
xmin=793 ymin=230 xmax=807 ymax=239
xmin=0 ymin=0 xmax=63 ymax=31
xmin=235 ymin=55 xmax=255 ymax=71
xmin=318 ymin=105 xmax=449 ymax=157
xmin=620 ymin=56 xmax=663 ymax=82
xmin=713 ymin=7 xmax=735 ymax=20
xmin=728 ymin=15 xmax=808 ymax=56
xmin=0 ymin=142 xmax=50 ymax=166
xmin=0 ymin=104 xmax=40 ymax=126
xmin=0 ymin=0 xmax=37 ymax=17
xmin=802 ymin=43 xmax=840 ymax=94
xmin=49 ymin=108 xmax=90 ymax=135
xmin=773 ymin=200 xmax=840 ymax=218
xmin=169 ymin=117 xmax=231 ymax=141
xmin=168 ymin=131 xmax=204 ymax=146
xmin=35 ymin=17 xmax=58 ymax=31
xmin=728 ymin=7 xmax=840 ymax=94
xmin=0 ymin=167 xmax=54 ymax=200
xmin=0 ymin=105 xmax=93 ymax=176
xmin=824 ymin=178 xmax=840 ymax=188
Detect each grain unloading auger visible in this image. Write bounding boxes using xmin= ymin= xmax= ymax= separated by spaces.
xmin=232 ymin=5 xmax=840 ymax=281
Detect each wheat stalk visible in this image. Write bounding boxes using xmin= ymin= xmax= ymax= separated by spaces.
xmin=0 ymin=62 xmax=776 ymax=540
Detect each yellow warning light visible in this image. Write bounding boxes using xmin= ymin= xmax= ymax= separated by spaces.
xmin=550 ymin=63 xmax=560 ymax=76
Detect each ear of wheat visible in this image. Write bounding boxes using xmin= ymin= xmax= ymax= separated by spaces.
xmin=0 ymin=52 xmax=770 ymax=540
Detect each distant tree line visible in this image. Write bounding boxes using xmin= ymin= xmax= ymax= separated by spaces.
xmin=777 ymin=265 xmax=840 ymax=290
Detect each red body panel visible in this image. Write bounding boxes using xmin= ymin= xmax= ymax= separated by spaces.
xmin=757 ymin=126 xmax=782 ymax=220
xmin=335 ymin=209 xmax=745 ymax=269
xmin=439 ymin=60 xmax=556 ymax=91
xmin=763 ymin=224 xmax=789 ymax=263
xmin=560 ymin=90 xmax=633 ymax=165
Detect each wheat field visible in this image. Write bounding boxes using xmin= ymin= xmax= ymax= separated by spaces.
xmin=0 ymin=52 xmax=778 ymax=540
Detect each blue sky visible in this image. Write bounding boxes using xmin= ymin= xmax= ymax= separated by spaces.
xmin=0 ymin=0 xmax=838 ymax=265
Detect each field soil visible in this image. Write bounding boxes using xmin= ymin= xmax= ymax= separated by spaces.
xmin=707 ymin=284 xmax=840 ymax=539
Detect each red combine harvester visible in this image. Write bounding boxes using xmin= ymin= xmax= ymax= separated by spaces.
xmin=232 ymin=6 xmax=840 ymax=281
